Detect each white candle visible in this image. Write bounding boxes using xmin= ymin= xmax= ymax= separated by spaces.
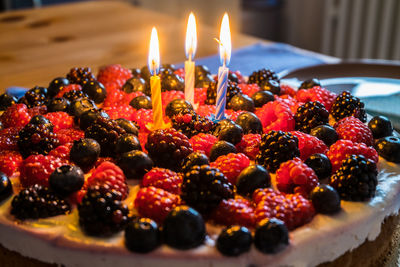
xmin=184 ymin=12 xmax=197 ymax=105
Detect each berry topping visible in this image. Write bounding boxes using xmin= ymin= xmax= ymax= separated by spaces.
xmin=129 ymin=95 xmax=152 ymax=109
xmin=181 ymin=165 xmax=234 ymax=214
xmin=142 ymin=167 xmax=182 ymax=194
xmin=375 ymin=136 xmax=400 ymax=163
xmin=235 ymin=112 xmax=263 ymax=134
xmin=216 ymin=226 xmax=252 ymax=256
xmin=254 ymin=218 xmax=289 ymax=254
xmin=97 ymin=64 xmax=132 ymax=90
xmin=162 ymin=206 xmax=206 ymax=250
xmin=78 ymin=109 xmax=109 ymax=130
xmin=67 ymin=98 xmax=97 ymax=118
xmin=299 ymin=78 xmax=321 ymax=89
xmin=209 ymin=141 xmax=237 ymax=162
xmin=236 ymin=165 xmax=270 ymax=197
xmin=213 ymin=120 xmax=244 ymax=145
xmin=0 ymin=126 xmax=21 ymax=151
xmin=21 ymin=87 xmax=47 ymax=108
xmin=171 ymin=110 xmax=214 ymax=138
xmin=331 ymin=91 xmax=366 ymax=122
xmin=122 ymin=77 xmax=149 ymax=95
xmin=66 ymin=67 xmax=96 ymax=85
xmin=210 ymin=153 xmax=250 ymax=184
xmin=114 ymin=118 xmax=139 ymax=136
xmin=211 ymin=198 xmax=255 ymax=228
xmin=259 ymin=80 xmax=281 ymax=95
xmin=368 ymin=116 xmax=393 ymax=139
xmin=161 ymin=73 xmax=184 ymax=92
xmin=334 ymin=116 xmax=373 ymax=146
xmin=248 ymin=68 xmax=279 ymax=85
xmin=291 ymin=131 xmax=328 ymax=161
xmin=296 ymin=86 xmax=337 ymax=111
xmin=125 ymin=218 xmax=161 ymax=253
xmin=0 ymin=104 xmax=31 ymax=128
xmin=294 ymin=101 xmax=329 ymax=133
xmin=49 ymin=165 xmax=85 ymax=196
xmin=117 ymin=150 xmax=153 ymax=179
xmin=48 ymin=77 xmax=70 ymax=97
xmin=181 ymin=152 xmax=210 ymax=173
xmin=304 ymin=153 xmax=332 ymax=180
xmin=165 ymin=98 xmax=194 ymax=118
xmin=62 ymin=89 xmax=88 ymax=102
xmin=205 ymin=81 xmax=242 ymax=105
xmin=309 ymin=125 xmax=338 ymax=147
xmin=255 ymin=100 xmax=295 ymax=132
xmin=70 ymin=138 xmax=101 ymax=170
xmin=330 ymin=155 xmax=378 ymax=201
xmin=251 ymin=90 xmax=275 ymax=107
xmin=235 ymin=133 xmax=261 ymax=160
xmin=227 ymin=93 xmax=255 ymax=112
xmin=310 ymin=184 xmax=341 ymax=214
xmin=0 ymin=93 xmax=17 ymax=111
xmin=189 ymin=133 xmax=218 ymax=157
xmin=256 ymin=131 xmax=300 ymax=173
xmin=44 ymin=112 xmax=74 ymax=132
xmin=18 ymin=123 xmax=59 ymax=158
xmin=0 ymin=172 xmax=13 ymax=202
xmin=115 ymin=134 xmax=141 ymax=154
xmin=11 ymin=184 xmax=70 ymax=220
xmin=81 ymin=81 xmax=107 ymax=104
xmin=0 ymin=150 xmax=22 ymax=177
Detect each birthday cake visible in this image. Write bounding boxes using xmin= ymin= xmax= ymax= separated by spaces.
xmin=0 ymin=64 xmax=400 ymax=267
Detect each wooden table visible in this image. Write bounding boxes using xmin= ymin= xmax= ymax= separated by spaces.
xmin=0 ymin=1 xmax=263 ymax=91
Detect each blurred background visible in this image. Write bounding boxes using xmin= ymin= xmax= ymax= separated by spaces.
xmin=1 ymin=0 xmax=399 ymax=61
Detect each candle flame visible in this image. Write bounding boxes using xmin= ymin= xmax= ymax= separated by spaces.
xmin=219 ymin=13 xmax=231 ymax=66
xmin=148 ymin=27 xmax=160 ymax=75
xmin=185 ymin=12 xmax=197 ymax=60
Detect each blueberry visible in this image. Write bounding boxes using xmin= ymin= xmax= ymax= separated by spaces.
xmin=82 ymin=81 xmax=107 ymax=104
xmin=48 ymin=77 xmax=69 ymax=97
xmin=140 ymin=66 xmax=151 ymax=81
xmin=49 ymin=165 xmax=84 ymax=196
xmin=368 ymin=116 xmax=393 ymax=139
xmin=195 ymin=65 xmax=211 ymax=79
xmin=115 ymin=118 xmax=139 ymax=136
xmin=228 ymin=72 xmax=239 ymax=83
xmin=0 ymin=172 xmax=13 ymax=202
xmin=236 ymin=165 xmax=270 ymax=197
xmin=375 ymin=136 xmax=400 ymax=163
xmin=68 ymin=98 xmax=97 ymax=118
xmin=47 ymin=97 xmax=70 ymax=112
xmin=227 ymin=94 xmax=255 ymax=112
xmin=79 ymin=109 xmax=109 ymax=130
xmin=310 ymin=185 xmax=341 ymax=214
xmin=70 ymin=138 xmax=101 ymax=170
xmin=117 ymin=150 xmax=153 ymax=179
xmin=115 ymin=134 xmax=142 ymax=154
xmin=299 ymin=78 xmax=320 ymax=90
xmin=254 ymin=218 xmax=289 ymax=254
xmin=259 ymin=80 xmax=280 ymax=95
xmin=310 ymin=125 xmax=338 ymax=147
xmin=131 ymin=68 xmax=141 ymax=77
xmin=181 ymin=152 xmax=209 ymax=173
xmin=209 ymin=141 xmax=237 ymax=162
xmin=122 ymin=77 xmax=149 ymax=95
xmin=29 ymin=115 xmax=53 ymax=131
xmin=161 ymin=64 xmax=176 ymax=74
xmin=129 ymin=95 xmax=152 ymax=110
xmin=0 ymin=93 xmax=17 ymax=111
xmin=214 ymin=120 xmax=243 ymax=145
xmin=216 ymin=226 xmax=252 ymax=256
xmin=235 ymin=112 xmax=263 ymax=134
xmin=125 ymin=218 xmax=160 ymax=253
xmin=165 ymin=99 xmax=193 ymax=118
xmin=161 ymin=73 xmax=184 ymax=92
xmin=251 ymin=90 xmax=275 ymax=107
xmin=305 ymin=153 xmax=332 ymax=180
xmin=163 ymin=206 xmax=206 ymax=250
xmin=195 ymin=74 xmax=214 ymax=88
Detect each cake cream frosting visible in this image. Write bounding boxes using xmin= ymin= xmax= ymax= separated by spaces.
xmin=0 ymin=159 xmax=399 ymax=267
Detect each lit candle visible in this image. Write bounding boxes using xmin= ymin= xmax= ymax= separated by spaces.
xmin=185 ymin=12 xmax=197 ymax=105
xmin=148 ymin=27 xmax=166 ymax=130
xmin=215 ymin=13 xmax=231 ymax=121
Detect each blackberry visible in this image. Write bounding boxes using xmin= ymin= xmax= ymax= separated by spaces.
xmin=18 ymin=123 xmax=59 ymax=158
xmin=331 ymin=91 xmax=366 ymax=122
xmin=256 ymin=131 xmax=299 ymax=173
xmin=205 ymin=81 xmax=242 ymax=105
xmin=63 ymin=90 xmax=89 ymax=102
xmin=66 ymin=67 xmax=96 ymax=85
xmin=330 ymin=155 xmax=378 ymax=201
xmin=78 ymin=185 xmax=130 ymax=236
xmin=145 ymin=128 xmax=193 ymax=171
xmin=84 ymin=117 xmax=126 ymax=157
xmin=11 ymin=184 xmax=70 ymax=220
xmin=248 ymin=68 xmax=279 ymax=85
xmin=294 ymin=101 xmax=329 ymax=133
xmin=181 ymin=165 xmax=234 ymax=214
xmin=21 ymin=87 xmax=47 ymax=108
xmin=171 ymin=109 xmax=214 ymax=138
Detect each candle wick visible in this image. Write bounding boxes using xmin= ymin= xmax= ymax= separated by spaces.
xmin=214 ymin=38 xmax=224 ymax=48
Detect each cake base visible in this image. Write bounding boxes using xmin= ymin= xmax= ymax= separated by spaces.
xmin=0 ymin=215 xmax=399 ymax=267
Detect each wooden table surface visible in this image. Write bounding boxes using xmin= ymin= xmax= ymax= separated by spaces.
xmin=0 ymin=1 xmax=263 ymax=91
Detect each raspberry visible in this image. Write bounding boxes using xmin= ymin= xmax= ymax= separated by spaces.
xmin=0 ymin=150 xmax=23 ymax=177
xmin=56 ymin=128 xmax=85 ymax=146
xmin=97 ymin=64 xmax=133 ymax=91
xmin=290 ymin=131 xmax=328 ymax=161
xmin=142 ymin=167 xmax=182 ymax=194
xmin=210 ymin=153 xmax=250 ymax=184
xmin=131 ymin=109 xmax=153 ymax=132
xmin=225 ymin=110 xmax=243 ymax=121
xmin=0 ymin=104 xmax=31 ymax=128
xmin=194 ymin=87 xmax=207 ymax=106
xmin=172 ymin=110 xmax=214 ymax=138
xmin=211 ymin=197 xmax=255 ymax=228
xmin=55 ymin=84 xmax=82 ymax=98
xmin=48 ymin=143 xmax=73 ymax=161
xmin=0 ymin=126 xmax=22 ymax=150
xmin=276 ymin=157 xmax=319 ymax=197
xmin=181 ymin=165 xmax=234 ymax=214
xmin=238 ymin=83 xmax=260 ymax=98
xmin=104 ymin=104 xmax=135 ymax=120
xmin=135 ymin=186 xmax=180 ymax=223
xmin=18 ymin=123 xmax=60 ymax=158
xmin=138 ymin=132 xmax=148 ymax=151
xmin=27 ymin=105 xmax=47 ymax=117
xmin=196 ymin=104 xmax=215 ymax=117
xmin=334 ymin=116 xmax=373 ymax=146
xmin=248 ymin=69 xmax=279 ymax=85
xmin=145 ymin=128 xmax=193 ymax=171
xmin=255 ymin=101 xmax=295 ymax=132
xmin=235 ymin=133 xmax=261 ymax=160
xmin=103 ymin=89 xmax=125 ymax=108
xmin=296 ymin=86 xmax=337 ymax=111
xmin=162 ymin=90 xmax=185 ymax=108
xmin=44 ymin=112 xmax=74 ymax=132
xmin=330 ymin=91 xmax=366 ymax=122
xmin=280 ymin=84 xmax=297 ymax=97
xmin=174 ymin=68 xmax=185 ymax=79
xmin=11 ymin=184 xmax=70 ymax=220
xmin=294 ymin=101 xmax=329 ymax=133
xmin=253 ymin=188 xmax=315 ymax=230
xmin=78 ymin=185 xmax=130 ymax=236
xmin=19 ymin=155 xmax=67 ymax=188
xmin=256 ymin=131 xmax=300 ymax=173
xmin=327 ymin=139 xmax=379 ymax=172
xmin=121 ymin=91 xmax=144 ymax=106
xmin=189 ymin=133 xmax=218 ymax=157
xmin=205 ymin=81 xmax=242 ymax=105
xmin=330 ymin=155 xmax=378 ymax=201
xmin=67 ymin=67 xmax=96 ymax=85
